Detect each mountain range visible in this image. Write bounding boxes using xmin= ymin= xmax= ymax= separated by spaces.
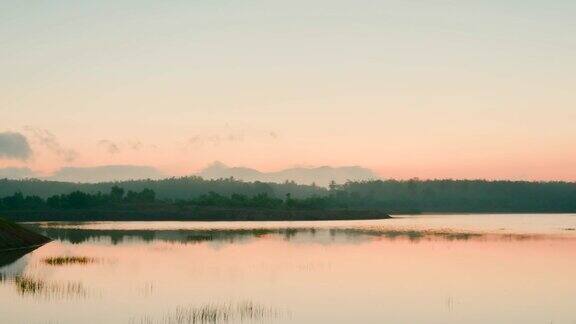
xmin=198 ymin=162 xmax=378 ymax=186
xmin=0 ymin=162 xmax=378 ymax=185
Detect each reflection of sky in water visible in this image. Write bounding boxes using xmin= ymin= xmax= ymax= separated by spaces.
xmin=1 ymin=215 xmax=576 ymax=323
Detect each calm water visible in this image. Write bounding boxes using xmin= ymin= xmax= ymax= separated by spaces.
xmin=1 ymin=214 xmax=576 ymax=324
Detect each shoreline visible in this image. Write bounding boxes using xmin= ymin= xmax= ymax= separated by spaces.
xmin=1 ymin=207 xmax=391 ymax=222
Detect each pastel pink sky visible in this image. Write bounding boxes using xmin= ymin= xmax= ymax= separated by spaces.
xmin=1 ymin=0 xmax=575 ymax=180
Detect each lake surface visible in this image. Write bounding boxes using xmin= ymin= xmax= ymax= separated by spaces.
xmin=1 ymin=214 xmax=576 ymax=323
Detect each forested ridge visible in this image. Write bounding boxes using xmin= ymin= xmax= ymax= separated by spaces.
xmin=1 ymin=177 xmax=576 ymax=213
xmin=0 ymin=185 xmax=389 ymax=222
xmin=0 ymin=177 xmax=323 ymax=199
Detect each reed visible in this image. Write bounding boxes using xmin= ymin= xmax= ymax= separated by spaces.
xmin=14 ymin=276 xmax=87 ymax=299
xmin=43 ymin=256 xmax=97 ymax=266
xmin=130 ymin=301 xmax=286 ymax=324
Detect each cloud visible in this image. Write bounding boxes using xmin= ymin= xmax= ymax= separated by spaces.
xmin=129 ymin=141 xmax=143 ymax=151
xmin=24 ymin=127 xmax=78 ymax=162
xmin=98 ymin=140 xmax=121 ymax=154
xmin=188 ymin=129 xmax=278 ymax=147
xmin=189 ymin=134 xmax=237 ymax=146
xmin=0 ymin=132 xmax=32 ymax=160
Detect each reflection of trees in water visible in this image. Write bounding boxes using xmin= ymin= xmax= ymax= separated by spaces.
xmin=25 ymin=225 xmax=506 ymax=247
xmin=32 ymin=226 xmax=326 ymax=245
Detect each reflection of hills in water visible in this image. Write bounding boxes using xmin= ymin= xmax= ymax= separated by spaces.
xmin=25 ymin=224 xmax=546 ymax=246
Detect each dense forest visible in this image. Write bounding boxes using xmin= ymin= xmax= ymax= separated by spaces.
xmin=1 ymin=177 xmax=576 ymax=214
xmin=0 ymin=186 xmax=388 ymax=222
xmin=0 ymin=187 xmax=336 ymax=211
xmin=0 ymin=177 xmax=324 ymax=199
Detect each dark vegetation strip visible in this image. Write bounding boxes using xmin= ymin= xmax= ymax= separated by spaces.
xmin=1 ymin=177 xmax=576 ymax=221
xmin=0 ymin=186 xmax=391 ymax=221
xmin=0 ymin=208 xmax=390 ymax=222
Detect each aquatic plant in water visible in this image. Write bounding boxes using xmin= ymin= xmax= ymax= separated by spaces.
xmin=43 ymin=256 xmax=97 ymax=266
xmin=130 ymin=301 xmax=287 ymax=324
xmin=14 ymin=276 xmax=87 ymax=299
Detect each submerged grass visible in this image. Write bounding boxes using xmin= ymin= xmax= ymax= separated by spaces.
xmin=130 ymin=301 xmax=287 ymax=324
xmin=43 ymin=256 xmax=97 ymax=266
xmin=13 ymin=276 xmax=87 ymax=299
xmin=337 ymin=226 xmax=570 ymax=242
xmin=338 ymin=228 xmax=484 ymax=242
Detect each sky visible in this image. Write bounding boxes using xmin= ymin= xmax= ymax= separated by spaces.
xmin=1 ymin=0 xmax=575 ymax=180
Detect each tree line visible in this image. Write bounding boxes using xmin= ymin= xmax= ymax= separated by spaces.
xmin=1 ymin=177 xmax=576 ymax=213
xmin=0 ymin=186 xmax=341 ymax=211
xmin=0 ymin=187 xmax=156 ymax=210
xmin=0 ymin=176 xmax=324 ymax=200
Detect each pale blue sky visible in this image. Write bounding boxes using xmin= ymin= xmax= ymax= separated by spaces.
xmin=1 ymin=0 xmax=575 ymax=179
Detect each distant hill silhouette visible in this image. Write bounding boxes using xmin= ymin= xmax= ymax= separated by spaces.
xmin=0 ymin=163 xmax=376 ymax=185
xmin=198 ymin=161 xmax=378 ymax=186
xmin=47 ymin=165 xmax=165 ymax=183
xmin=0 ymin=165 xmax=165 ymax=183
xmin=0 ymin=167 xmax=37 ymax=179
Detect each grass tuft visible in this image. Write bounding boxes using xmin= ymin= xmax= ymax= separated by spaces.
xmin=43 ymin=256 xmax=97 ymax=266
xmin=14 ymin=276 xmax=86 ymax=299
xmin=130 ymin=301 xmax=288 ymax=324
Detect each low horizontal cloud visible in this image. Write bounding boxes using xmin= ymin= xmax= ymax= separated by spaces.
xmin=0 ymin=132 xmax=32 ymax=160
